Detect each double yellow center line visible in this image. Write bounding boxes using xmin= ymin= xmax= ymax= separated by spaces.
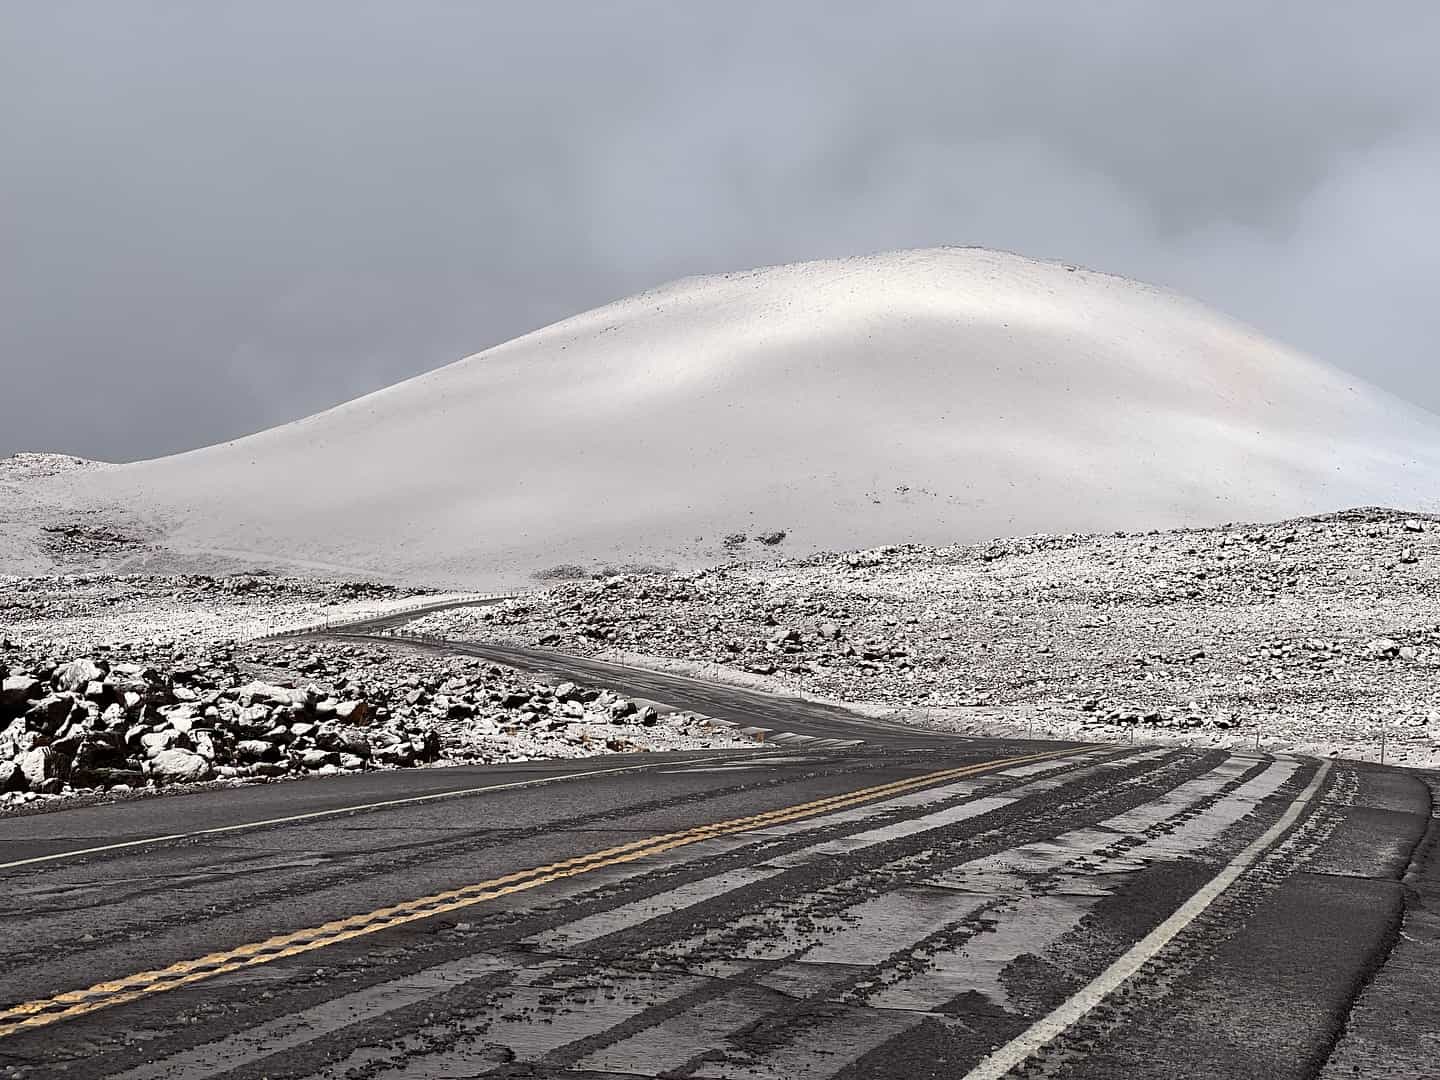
xmin=0 ymin=746 xmax=1087 ymax=1039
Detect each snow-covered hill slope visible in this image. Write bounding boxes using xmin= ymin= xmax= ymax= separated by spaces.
xmin=7 ymin=248 xmax=1440 ymax=586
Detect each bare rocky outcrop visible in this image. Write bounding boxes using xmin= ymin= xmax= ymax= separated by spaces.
xmin=0 ymin=642 xmax=432 ymax=802
xmin=0 ymin=630 xmax=745 ymax=809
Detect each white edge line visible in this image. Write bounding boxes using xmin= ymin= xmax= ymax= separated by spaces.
xmin=960 ymin=758 xmax=1333 ymax=1080
xmin=0 ymin=751 xmax=763 ymax=873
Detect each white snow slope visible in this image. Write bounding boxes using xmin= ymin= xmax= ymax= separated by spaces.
xmin=7 ymin=248 xmax=1440 ymax=587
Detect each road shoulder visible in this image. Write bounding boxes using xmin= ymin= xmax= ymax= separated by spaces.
xmin=1318 ymin=769 xmax=1440 ymax=1078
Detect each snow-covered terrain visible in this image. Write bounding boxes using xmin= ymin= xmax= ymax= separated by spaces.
xmin=408 ymin=508 xmax=1440 ymax=768
xmin=0 ymin=573 xmax=515 ymax=652
xmin=5 ymin=248 xmax=1440 ymax=586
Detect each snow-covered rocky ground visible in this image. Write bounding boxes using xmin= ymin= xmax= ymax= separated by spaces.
xmin=0 ymin=577 xmax=747 ymax=812
xmin=407 ymin=507 xmax=1440 ymax=769
xmin=0 ymin=573 xmax=443 ymax=650
xmin=8 ymin=503 xmax=1439 ymax=815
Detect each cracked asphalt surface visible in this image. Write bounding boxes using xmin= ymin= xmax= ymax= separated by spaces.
xmin=1 ymin=630 xmax=1437 ymax=1079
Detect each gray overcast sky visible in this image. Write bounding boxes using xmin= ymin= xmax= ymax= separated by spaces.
xmin=3 ymin=2 xmax=1439 ymax=461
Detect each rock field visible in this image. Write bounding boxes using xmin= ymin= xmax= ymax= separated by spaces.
xmin=407 ymin=507 xmax=1440 ymax=769
xmin=0 ymin=579 xmax=747 ymax=811
xmin=7 ymin=505 xmax=1440 ymax=811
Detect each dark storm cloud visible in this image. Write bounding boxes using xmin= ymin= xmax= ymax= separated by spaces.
xmin=3 ymin=1 xmax=1438 ymax=460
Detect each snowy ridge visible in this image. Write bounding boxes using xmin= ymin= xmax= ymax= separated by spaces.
xmin=5 ymin=247 xmax=1440 ymax=586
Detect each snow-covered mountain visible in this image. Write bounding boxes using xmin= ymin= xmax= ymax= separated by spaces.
xmin=6 ymin=248 xmax=1440 ymax=586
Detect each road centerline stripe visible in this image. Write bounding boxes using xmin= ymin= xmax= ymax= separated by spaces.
xmin=0 ymin=753 xmax=767 ymax=873
xmin=0 ymin=747 xmax=1090 ymax=1040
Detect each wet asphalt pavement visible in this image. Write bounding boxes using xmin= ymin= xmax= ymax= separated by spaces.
xmin=1 ymin=627 xmax=1437 ymax=1079
xmin=335 ymin=629 xmax=950 ymax=749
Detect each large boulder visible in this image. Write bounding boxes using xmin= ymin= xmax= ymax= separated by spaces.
xmin=298 ymin=748 xmax=338 ymax=769
xmin=82 ymin=767 xmax=146 ymax=788
xmin=149 ymin=748 xmax=212 ymax=784
xmin=230 ymin=703 xmax=273 ymax=735
xmin=139 ymin=730 xmax=187 ymax=758
xmin=0 ymin=759 xmax=24 ymax=792
xmin=374 ymin=742 xmax=415 ymax=766
xmin=235 ymin=739 xmax=280 ymax=763
xmin=18 ymin=746 xmax=66 ymax=787
xmin=25 ymin=694 xmax=76 ymax=732
xmin=237 ymin=681 xmax=305 ymax=708
xmin=1364 ymin=637 xmax=1402 ymax=660
xmin=0 ymin=718 xmax=44 ymax=759
xmin=68 ymin=737 xmax=126 ymax=786
xmin=159 ymin=705 xmax=201 ymax=733
xmin=190 ymin=730 xmax=220 ymax=761
xmin=1 ymin=675 xmax=40 ymax=710
xmin=82 ymin=680 xmax=113 ymax=705
xmin=315 ymin=726 xmax=371 ymax=759
xmin=105 ymin=667 xmax=168 ymax=707
xmin=48 ymin=724 xmax=89 ymax=759
xmin=54 ymin=658 xmax=106 ymax=693
xmin=334 ymin=699 xmax=369 ymax=724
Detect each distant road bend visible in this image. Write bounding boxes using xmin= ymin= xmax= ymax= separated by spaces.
xmin=0 ymin=608 xmax=1436 ymax=1078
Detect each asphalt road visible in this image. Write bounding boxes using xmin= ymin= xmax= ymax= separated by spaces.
xmin=1 ymin=633 xmax=1437 ymax=1078
xmin=332 ymin=630 xmax=947 ymax=748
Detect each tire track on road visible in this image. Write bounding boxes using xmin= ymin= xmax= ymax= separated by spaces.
xmin=293 ymin=753 xmax=1305 ymax=1080
xmin=136 ymin=750 xmax=1217 ymax=1080
xmin=50 ymin=749 xmax=1123 ymax=1080
xmin=0 ymin=750 xmax=892 ymax=975
xmin=540 ymin=756 xmax=1292 ymax=1077
xmin=1 ymin=750 xmax=1080 ymax=1044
